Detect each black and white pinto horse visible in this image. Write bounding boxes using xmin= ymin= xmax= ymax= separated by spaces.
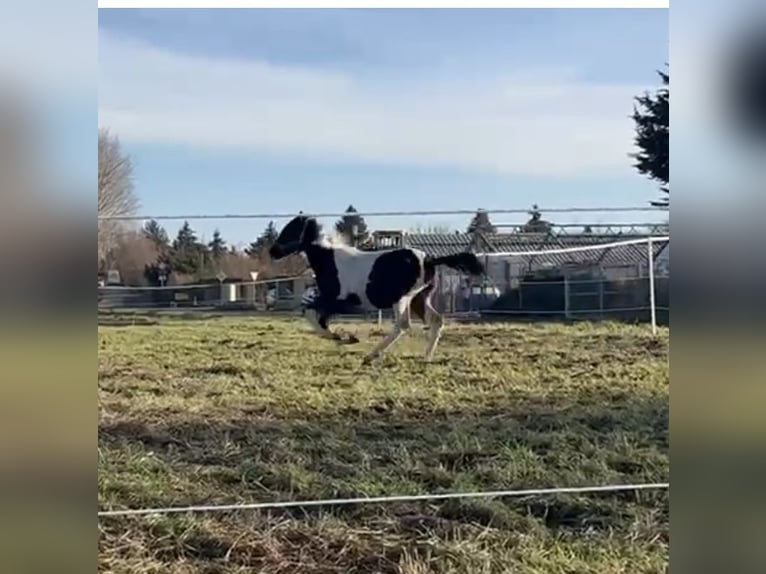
xmin=269 ymin=215 xmax=484 ymax=364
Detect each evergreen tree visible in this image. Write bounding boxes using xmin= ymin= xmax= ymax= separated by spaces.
xmin=208 ymin=229 xmax=227 ymax=260
xmin=260 ymin=221 xmax=279 ymax=247
xmin=171 ymin=221 xmax=207 ymax=275
xmin=334 ymin=205 xmax=369 ymax=246
xmin=142 ymin=219 xmax=169 ymax=251
xmin=140 ymin=219 xmax=172 ymax=285
xmin=631 ymin=67 xmax=669 ymax=208
xmin=466 ymin=209 xmax=496 ymax=235
xmin=173 ymin=221 xmax=197 ymax=249
xmin=521 ymin=205 xmax=553 ymax=233
xmin=244 ymin=240 xmax=259 ymax=258
xmin=245 ymin=220 xmax=280 ymax=257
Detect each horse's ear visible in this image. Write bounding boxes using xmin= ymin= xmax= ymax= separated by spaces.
xmin=300 ymin=217 xmax=320 ymax=247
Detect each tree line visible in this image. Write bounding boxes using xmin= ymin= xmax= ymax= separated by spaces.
xmin=104 ymin=219 xmax=306 ymax=286
xmin=102 ymin=203 xmax=556 ymax=286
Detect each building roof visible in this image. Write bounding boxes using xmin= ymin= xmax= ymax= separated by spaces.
xmin=401 ymin=231 xmax=667 ymax=269
xmin=402 ymin=232 xmax=473 ymax=257
xmin=488 ymin=233 xmax=667 ymax=268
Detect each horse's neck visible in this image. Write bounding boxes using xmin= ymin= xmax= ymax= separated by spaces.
xmin=305 ymin=242 xmax=360 ymax=274
xmin=305 ymin=243 xmax=335 ymax=273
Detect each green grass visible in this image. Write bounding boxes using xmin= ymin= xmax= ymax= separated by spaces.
xmin=98 ymin=316 xmax=668 ymax=573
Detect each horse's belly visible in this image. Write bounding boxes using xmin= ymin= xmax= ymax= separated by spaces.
xmin=338 ymin=277 xmax=372 ymax=308
xmin=338 ymin=288 xmax=370 ymax=310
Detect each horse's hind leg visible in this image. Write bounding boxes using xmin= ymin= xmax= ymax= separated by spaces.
xmin=423 ymin=295 xmax=445 ymax=362
xmin=410 ymin=289 xmax=427 ymax=327
xmin=363 ymin=298 xmax=411 ymax=364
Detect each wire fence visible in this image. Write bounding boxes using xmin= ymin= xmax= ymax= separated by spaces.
xmin=98 ymin=206 xmax=668 ymax=222
xmin=98 ymin=482 xmax=669 ymax=519
xmin=97 ymin=275 xmax=669 ymax=321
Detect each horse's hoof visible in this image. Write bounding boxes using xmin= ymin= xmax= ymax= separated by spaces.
xmin=361 ymin=355 xmax=375 ymax=365
xmin=333 ymin=331 xmax=359 ymax=345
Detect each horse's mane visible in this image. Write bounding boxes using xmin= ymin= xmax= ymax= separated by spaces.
xmin=319 ymin=231 xmax=357 ymax=252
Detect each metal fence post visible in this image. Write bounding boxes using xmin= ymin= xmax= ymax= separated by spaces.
xmin=598 ymin=275 xmax=605 ymax=319
xmin=647 ymin=237 xmax=657 ymax=335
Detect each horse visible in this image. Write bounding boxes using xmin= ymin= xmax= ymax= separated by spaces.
xmin=301 ymin=284 xmax=431 ymax=329
xmin=269 ymin=215 xmax=484 ymax=364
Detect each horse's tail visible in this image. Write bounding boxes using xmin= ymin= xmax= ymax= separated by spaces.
xmin=425 ymin=252 xmax=484 ymax=276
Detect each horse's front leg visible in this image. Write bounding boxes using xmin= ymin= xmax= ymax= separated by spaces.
xmin=304 ymin=308 xmax=359 ymax=344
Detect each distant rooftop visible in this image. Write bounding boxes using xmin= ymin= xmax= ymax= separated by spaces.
xmin=370 ymin=228 xmax=668 ymax=269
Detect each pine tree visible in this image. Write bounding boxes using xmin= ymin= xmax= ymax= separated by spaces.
xmin=466 ymin=209 xmax=496 ymax=235
xmin=208 ymin=229 xmax=227 ymax=260
xmin=521 ymin=205 xmax=553 ymax=233
xmin=334 ymin=205 xmax=369 ymax=246
xmin=142 ymin=219 xmax=170 ymax=251
xmin=141 ymin=219 xmax=172 ymax=285
xmin=631 ymin=67 xmax=669 ymax=208
xmin=260 ymin=221 xmax=279 ymax=247
xmin=245 ymin=221 xmax=280 ymax=257
xmin=173 ymin=221 xmax=197 ymax=250
xmin=171 ymin=221 xmax=206 ymax=276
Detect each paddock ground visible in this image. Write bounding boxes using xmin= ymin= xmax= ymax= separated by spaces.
xmin=98 ymin=316 xmax=669 ymax=573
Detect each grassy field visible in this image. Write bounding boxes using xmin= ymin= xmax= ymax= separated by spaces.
xmin=98 ymin=315 xmax=669 ymax=574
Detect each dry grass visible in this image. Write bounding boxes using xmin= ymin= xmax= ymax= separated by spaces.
xmin=98 ymin=316 xmax=669 ymax=573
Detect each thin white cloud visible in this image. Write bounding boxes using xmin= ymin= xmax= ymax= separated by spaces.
xmin=98 ymin=30 xmax=654 ymax=177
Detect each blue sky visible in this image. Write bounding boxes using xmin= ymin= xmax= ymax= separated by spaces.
xmin=98 ymin=8 xmax=669 ymax=247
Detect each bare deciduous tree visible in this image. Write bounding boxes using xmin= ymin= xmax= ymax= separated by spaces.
xmin=112 ymin=231 xmax=160 ymax=285
xmin=218 ymin=252 xmax=259 ymax=280
xmin=250 ymin=247 xmax=308 ymax=279
xmin=98 ymin=128 xmax=138 ymax=269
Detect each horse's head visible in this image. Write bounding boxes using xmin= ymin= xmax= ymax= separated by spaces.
xmin=269 ymin=215 xmax=321 ymax=260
